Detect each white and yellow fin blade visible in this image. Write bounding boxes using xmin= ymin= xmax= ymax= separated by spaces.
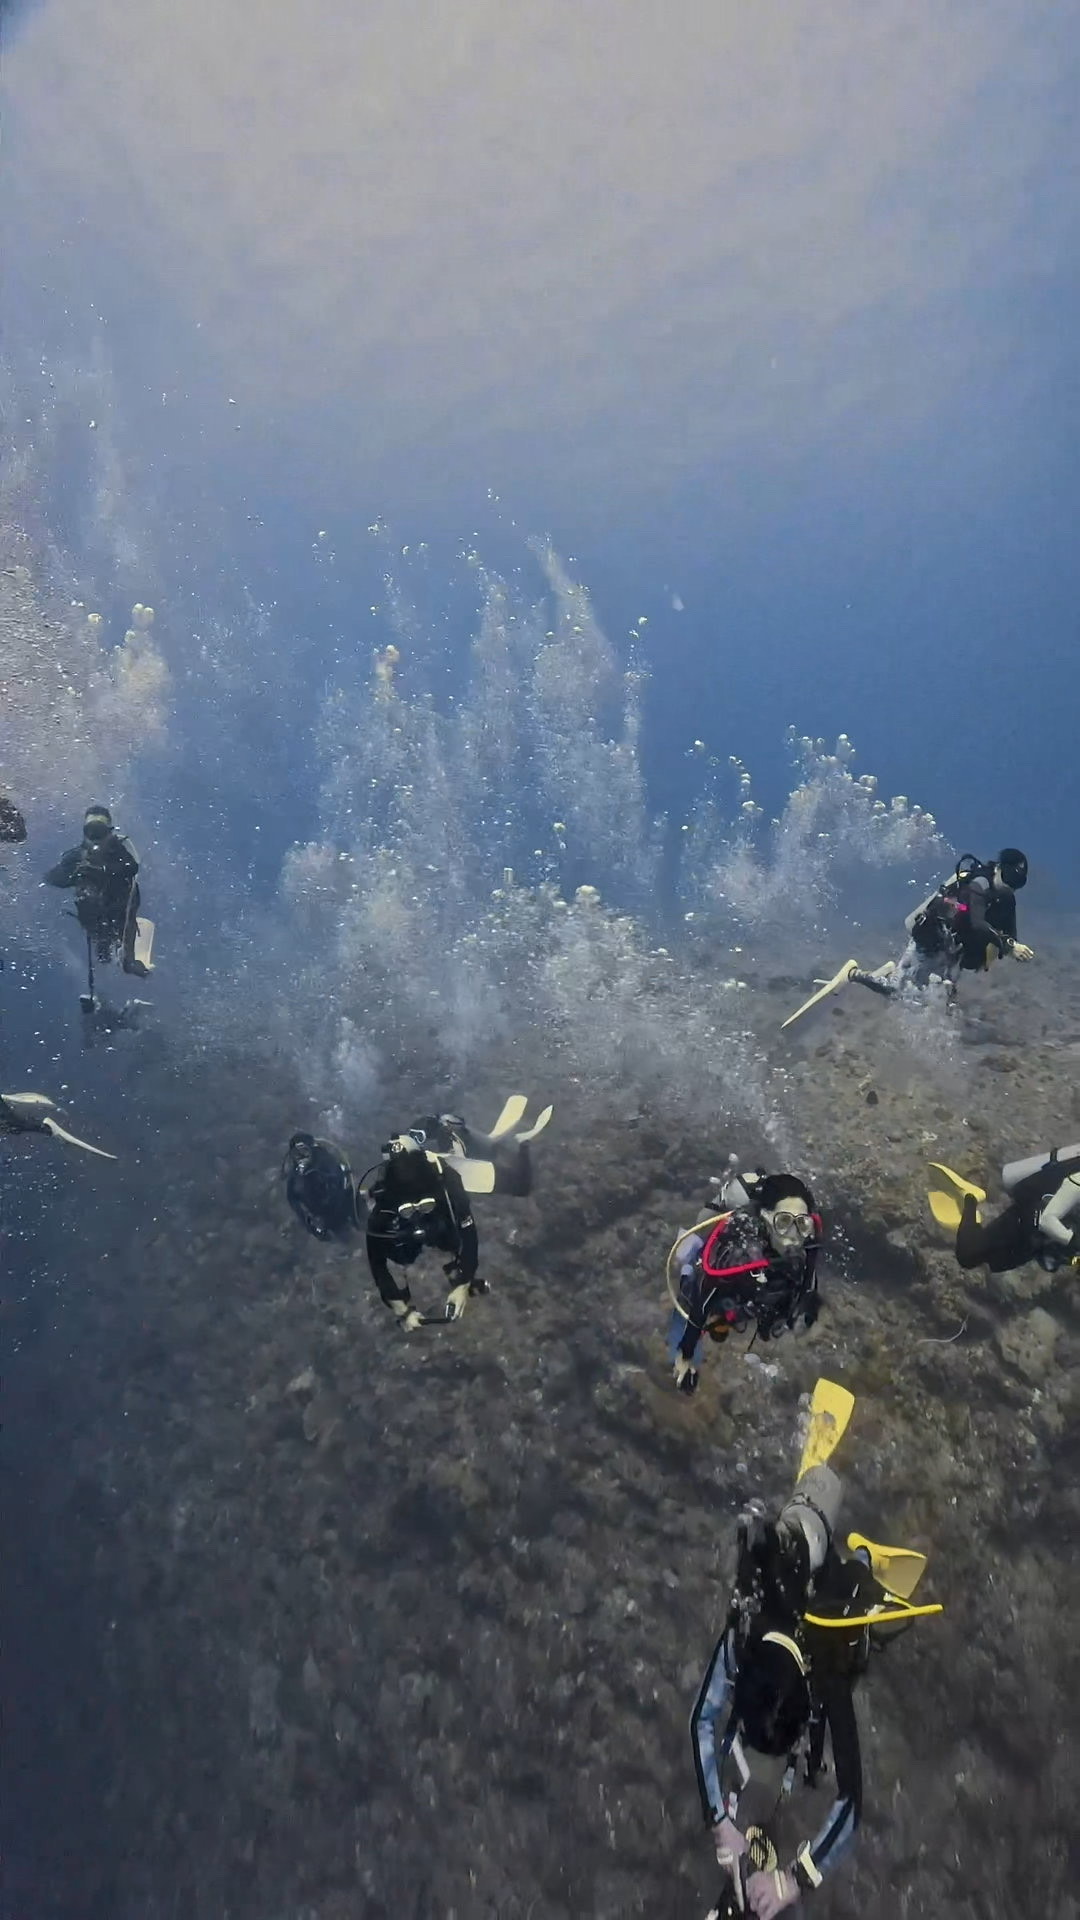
xmin=133 ymin=917 xmax=155 ymax=971
xmin=847 ymin=1533 xmax=927 ymax=1600
xmin=798 ymin=1379 xmax=855 ymax=1479
xmin=515 ymin=1103 xmax=553 ymax=1144
xmin=444 ymin=1154 xmax=497 ymax=1194
xmin=41 ymin=1116 xmax=117 ymax=1160
xmin=488 ymin=1095 xmax=529 ymax=1140
xmin=781 ymin=960 xmax=858 ymax=1032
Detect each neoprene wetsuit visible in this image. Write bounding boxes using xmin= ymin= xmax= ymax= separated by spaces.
xmin=365 ymin=1154 xmax=478 ymax=1312
xmin=668 ymin=1214 xmax=819 ymax=1365
xmin=852 ymin=867 xmax=1021 ymax=999
xmin=691 ymin=1618 xmax=861 ymax=1897
xmin=46 ymin=831 xmax=141 ymax=966
xmin=956 ymin=1146 xmax=1080 ymax=1273
xmin=286 ymin=1139 xmax=359 ymax=1240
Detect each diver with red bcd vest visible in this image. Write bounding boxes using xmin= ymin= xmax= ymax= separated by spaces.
xmin=666 ymin=1169 xmax=822 ymax=1394
xmin=781 ymin=848 xmax=1033 ymax=1029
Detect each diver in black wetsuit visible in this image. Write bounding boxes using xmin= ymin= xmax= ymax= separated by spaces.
xmin=283 ymin=1100 xmax=550 ymax=1328
xmin=284 ymin=1133 xmax=360 ymax=1240
xmin=364 ymin=1132 xmax=482 ymax=1329
xmin=45 ymin=805 xmax=149 ymax=976
xmin=953 ymin=1144 xmax=1080 ymax=1275
xmin=282 ymin=1123 xmax=484 ymax=1330
xmin=849 ymin=849 xmax=1033 ymax=1002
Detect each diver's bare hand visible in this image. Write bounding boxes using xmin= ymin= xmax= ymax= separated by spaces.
xmin=713 ymin=1816 xmax=746 ymax=1864
xmin=747 ymin=1868 xmax=798 ymax=1918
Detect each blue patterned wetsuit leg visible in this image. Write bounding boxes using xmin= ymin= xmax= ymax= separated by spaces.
xmin=668 ymin=1229 xmax=706 ymax=1364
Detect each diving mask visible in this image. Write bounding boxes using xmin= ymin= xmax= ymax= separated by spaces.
xmin=763 ymin=1203 xmax=816 ymax=1252
xmin=769 ymin=1206 xmax=814 ymax=1236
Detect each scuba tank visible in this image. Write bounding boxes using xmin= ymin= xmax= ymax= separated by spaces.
xmin=1002 ymin=1142 xmax=1080 ymax=1194
xmin=1002 ymin=1144 xmax=1080 ymax=1260
xmin=905 ymin=853 xmax=988 ymax=949
xmin=709 ymin=1154 xmax=757 ymax=1212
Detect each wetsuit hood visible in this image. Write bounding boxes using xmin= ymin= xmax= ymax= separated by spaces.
xmin=997 ymin=847 xmax=1028 ymax=891
xmin=83 ymin=805 xmax=113 ymax=844
xmin=754 ymin=1173 xmax=816 ymax=1213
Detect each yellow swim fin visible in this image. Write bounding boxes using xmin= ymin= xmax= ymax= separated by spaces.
xmin=781 ymin=960 xmax=859 ymax=1032
xmin=515 ymin=1102 xmax=553 ymax=1143
xmin=927 ymin=1190 xmax=963 ymax=1231
xmin=927 ymin=1163 xmax=985 ymax=1232
xmin=928 ymin=1163 xmax=986 ymax=1204
xmin=488 ymin=1095 xmax=529 ymax=1140
xmin=798 ymin=1379 xmax=855 ymax=1478
xmin=847 ymin=1533 xmax=927 ymax=1599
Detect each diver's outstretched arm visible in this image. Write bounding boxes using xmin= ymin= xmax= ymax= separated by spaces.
xmin=44 ymin=848 xmax=82 ymax=888
xmin=1039 ymin=1173 xmax=1080 ymax=1250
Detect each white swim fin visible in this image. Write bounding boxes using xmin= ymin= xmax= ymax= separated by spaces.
xmin=41 ymin=1116 xmax=117 ymax=1159
xmin=133 ymin=916 xmax=155 ymax=972
xmin=1 ymin=1093 xmax=114 ymax=1159
xmin=443 ymin=1154 xmax=497 ymax=1194
xmin=488 ymin=1095 xmax=529 ymax=1140
xmin=781 ymin=961 xmax=859 ymax=1032
xmin=515 ymin=1103 xmax=553 ymax=1144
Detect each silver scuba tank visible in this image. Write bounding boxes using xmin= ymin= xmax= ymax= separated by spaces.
xmin=1002 ymin=1143 xmax=1080 ymax=1191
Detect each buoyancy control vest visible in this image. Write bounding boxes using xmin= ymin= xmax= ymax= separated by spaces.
xmin=1005 ymin=1147 xmax=1080 ymax=1229
xmin=908 ymin=854 xmax=1008 ymax=960
xmin=691 ymin=1212 xmax=821 ymax=1341
xmin=286 ymin=1138 xmax=359 ymax=1239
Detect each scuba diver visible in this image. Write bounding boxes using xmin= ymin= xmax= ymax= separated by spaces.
xmin=692 ymin=1381 xmax=941 ymax=1919
xmin=0 ymin=794 xmax=27 ymax=843
xmin=782 ymin=849 xmax=1033 ymax=1028
xmin=1 ymin=1091 xmax=116 ymax=1158
xmin=667 ymin=1168 xmax=822 ymax=1394
xmin=928 ymin=1144 xmax=1080 ymax=1276
xmin=45 ymin=805 xmax=154 ymax=1005
xmin=364 ymin=1131 xmax=482 ymax=1329
xmin=283 ymin=1096 xmax=551 ymax=1329
xmin=284 ymin=1131 xmax=361 ymax=1240
xmin=363 ymin=1099 xmax=552 ymax=1325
